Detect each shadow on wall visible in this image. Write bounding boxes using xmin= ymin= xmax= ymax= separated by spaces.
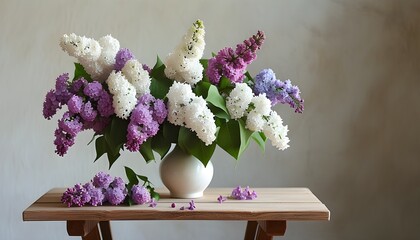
xmin=305 ymin=0 xmax=420 ymax=239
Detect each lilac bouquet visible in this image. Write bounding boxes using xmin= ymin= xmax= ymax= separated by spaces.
xmin=43 ymin=20 xmax=304 ymax=196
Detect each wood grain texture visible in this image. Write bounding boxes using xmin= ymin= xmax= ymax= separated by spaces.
xmin=23 ymin=188 xmax=330 ymax=222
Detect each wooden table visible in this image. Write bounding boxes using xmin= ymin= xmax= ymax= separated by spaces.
xmin=23 ymin=188 xmax=330 ymax=240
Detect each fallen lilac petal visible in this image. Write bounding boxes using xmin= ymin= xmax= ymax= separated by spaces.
xmin=217 ymin=195 xmax=227 ymax=203
xmin=171 ymin=203 xmax=176 ymax=208
xmin=149 ymin=198 xmax=157 ymax=208
xmin=188 ymin=200 xmax=196 ymax=210
xmin=179 ymin=206 xmax=185 ymax=210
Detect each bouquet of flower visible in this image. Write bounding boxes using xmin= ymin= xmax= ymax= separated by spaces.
xmin=43 ymin=20 xmax=303 ymax=196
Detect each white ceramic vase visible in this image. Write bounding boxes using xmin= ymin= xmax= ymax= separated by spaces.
xmin=159 ymin=146 xmax=213 ymax=198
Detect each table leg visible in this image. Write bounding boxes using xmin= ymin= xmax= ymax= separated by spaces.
xmin=99 ymin=221 xmax=113 ymax=240
xmin=67 ymin=220 xmax=101 ymax=240
xmin=244 ymin=221 xmax=258 ymax=240
xmin=255 ymin=221 xmax=287 ymax=240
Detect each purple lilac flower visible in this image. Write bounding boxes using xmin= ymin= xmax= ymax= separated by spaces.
xmin=80 ymin=101 xmax=98 ymax=122
xmin=53 ymin=128 xmax=75 ymax=156
xmin=217 ymin=195 xmax=227 ymax=203
xmin=97 ymin=90 xmax=114 ymax=117
xmin=125 ymin=95 xmax=164 ymax=152
xmin=149 ymin=198 xmax=157 ymax=208
xmin=179 ymin=206 xmax=185 ymax=210
xmin=206 ymin=31 xmax=265 ymax=84
xmin=57 ymin=112 xmax=83 ymax=136
xmin=67 ymin=95 xmax=83 ymax=114
xmin=131 ymin=185 xmax=151 ymax=205
xmin=254 ymin=69 xmax=304 ymax=113
xmin=110 ymin=177 xmax=126 ymax=189
xmin=43 ymin=90 xmax=60 ymax=119
xmin=152 ymin=99 xmax=168 ymax=124
xmin=83 ymin=182 xmax=105 ymax=206
xmin=171 ymin=203 xmax=176 ymax=208
xmin=115 ymin=48 xmax=135 ymax=71
xmin=71 ymin=78 xmax=88 ymax=94
xmin=91 ymin=117 xmax=111 ymax=134
xmin=83 ymin=82 xmax=103 ymax=100
xmin=187 ymin=200 xmax=196 ymax=210
xmin=54 ymin=73 xmax=72 ymax=104
xmin=231 ymin=186 xmax=258 ymax=200
xmin=54 ymin=112 xmax=83 ymax=156
xmin=61 ymin=183 xmax=91 ymax=207
xmin=92 ymin=172 xmax=113 ymax=188
xmin=106 ymin=188 xmax=127 ymax=205
xmin=142 ymin=64 xmax=152 ymax=74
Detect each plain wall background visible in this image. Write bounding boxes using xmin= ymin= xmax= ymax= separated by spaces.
xmin=1 ymin=0 xmax=419 ymax=239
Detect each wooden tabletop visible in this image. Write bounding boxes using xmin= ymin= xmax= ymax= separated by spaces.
xmin=23 ymin=188 xmax=330 ymax=222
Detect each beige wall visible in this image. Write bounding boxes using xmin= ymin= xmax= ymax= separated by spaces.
xmin=1 ymin=0 xmax=419 ymax=239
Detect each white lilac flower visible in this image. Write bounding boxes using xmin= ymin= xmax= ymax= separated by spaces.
xmin=164 ymin=20 xmax=205 ymax=85
xmin=106 ymin=71 xmax=137 ymax=119
xmin=167 ymin=82 xmax=216 ymax=145
xmin=246 ymin=111 xmax=265 ymax=132
xmin=97 ymin=35 xmax=120 ymax=77
xmin=122 ymin=59 xmax=151 ymax=98
xmin=250 ymin=94 xmax=271 ymax=116
xmin=226 ymin=83 xmax=254 ymax=119
xmin=60 ymin=33 xmax=120 ymax=81
xmin=60 ymin=33 xmax=101 ymax=61
xmin=263 ymin=111 xmax=290 ymax=150
xmin=184 ymin=97 xmax=217 ymax=145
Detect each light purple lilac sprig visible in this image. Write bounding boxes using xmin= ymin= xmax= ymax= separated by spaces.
xmin=125 ymin=94 xmax=167 ymax=152
xmin=206 ymin=31 xmax=265 ymax=84
xmin=231 ymin=186 xmax=258 ymax=200
xmin=253 ymin=69 xmax=304 ymax=113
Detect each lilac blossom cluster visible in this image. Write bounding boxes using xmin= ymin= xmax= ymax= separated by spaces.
xmin=254 ymin=69 xmax=304 ymax=113
xmin=126 ymin=94 xmax=167 ymax=152
xmin=61 ymin=172 xmax=154 ymax=207
xmin=206 ymin=31 xmax=265 ymax=84
xmin=43 ymin=74 xmax=114 ymax=156
xmin=231 ymin=186 xmax=258 ymax=200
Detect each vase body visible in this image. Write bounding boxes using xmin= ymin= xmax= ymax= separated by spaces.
xmin=159 ymin=146 xmax=213 ymax=198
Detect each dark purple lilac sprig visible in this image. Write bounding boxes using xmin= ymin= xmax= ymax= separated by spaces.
xmin=61 ymin=183 xmax=92 ymax=207
xmin=43 ymin=73 xmax=71 ymax=119
xmin=44 ymin=74 xmax=115 ymax=156
xmin=217 ymin=195 xmax=227 ymax=203
xmin=206 ymin=31 xmax=265 ymax=84
xmin=254 ymin=69 xmax=304 ymax=113
xmin=231 ymin=186 xmax=258 ymax=200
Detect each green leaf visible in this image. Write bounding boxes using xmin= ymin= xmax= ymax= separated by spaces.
xmin=124 ymin=166 xmax=140 ymax=185
xmin=199 ymin=58 xmax=208 ymax=69
xmin=94 ymin=136 xmax=107 ymax=161
xmin=206 ymin=85 xmax=229 ymax=114
xmin=238 ymin=119 xmax=254 ymax=158
xmin=163 ymin=121 xmax=180 ymax=143
xmin=73 ymin=63 xmax=93 ymax=82
xmin=150 ymin=56 xmax=174 ymax=99
xmin=216 ymin=120 xmax=241 ymax=159
xmin=104 ymin=116 xmax=128 ymax=157
xmin=252 ymin=131 xmax=267 ymax=153
xmin=87 ymin=133 xmax=98 ymax=146
xmin=178 ymin=127 xmax=216 ymax=167
xmin=106 ymin=150 xmax=120 ymax=170
xmin=152 ymin=55 xmax=164 ymax=70
xmin=139 ymin=139 xmax=155 ymax=163
xmin=216 ymin=119 xmax=253 ymax=160
xmin=193 ymin=81 xmax=211 ymax=98
xmin=150 ymin=190 xmax=160 ymax=201
xmin=151 ymin=127 xmax=171 ymax=159
xmin=218 ymin=77 xmax=235 ymax=93
xmin=208 ymin=104 xmax=230 ymax=120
